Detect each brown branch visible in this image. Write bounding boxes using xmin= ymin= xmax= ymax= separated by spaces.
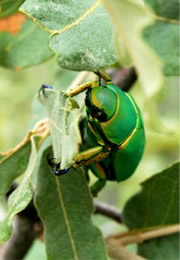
xmin=94 ymin=199 xmax=122 ymax=223
xmin=107 ymin=67 xmax=137 ymax=92
xmin=0 ymin=215 xmax=36 ymax=260
xmin=106 ymin=224 xmax=180 ymax=246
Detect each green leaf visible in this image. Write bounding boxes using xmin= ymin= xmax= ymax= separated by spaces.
xmin=0 ymin=135 xmax=41 ymax=243
xmin=0 ymin=0 xmax=25 ymax=17
xmin=103 ymin=0 xmax=163 ymax=97
xmin=0 ymin=141 xmax=31 ymax=198
xmin=143 ymin=0 xmax=179 ymax=76
xmin=38 ymin=88 xmax=81 ymax=169
xmin=0 ymin=16 xmax=53 ymax=69
xmin=143 ymin=21 xmax=179 ymax=76
xmin=123 ymin=162 xmax=179 ymax=260
xmin=138 ymin=234 xmax=179 ymax=260
xmin=123 ymin=162 xmax=179 ymax=229
xmin=143 ymin=0 xmax=179 ymax=20
xmin=20 ymin=0 xmax=117 ymax=71
xmin=35 ymin=147 xmax=108 ymax=260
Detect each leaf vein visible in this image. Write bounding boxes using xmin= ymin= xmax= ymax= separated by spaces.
xmin=52 ymin=0 xmax=102 ymax=35
xmin=55 ymin=177 xmax=78 ymax=260
xmin=161 ymin=180 xmax=178 ymax=225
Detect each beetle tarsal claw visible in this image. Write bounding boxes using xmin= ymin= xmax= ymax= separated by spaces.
xmin=47 ymin=154 xmax=69 ymax=176
xmin=39 ymin=84 xmax=53 ymax=97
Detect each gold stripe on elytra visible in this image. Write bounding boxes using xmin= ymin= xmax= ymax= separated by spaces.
xmin=119 ymin=127 xmax=137 ymax=150
xmin=118 ymin=92 xmax=140 ymax=149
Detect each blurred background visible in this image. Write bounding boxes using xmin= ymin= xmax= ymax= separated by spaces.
xmin=0 ymin=58 xmax=179 ymax=258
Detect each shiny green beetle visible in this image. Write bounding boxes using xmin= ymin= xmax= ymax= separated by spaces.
xmin=65 ymin=71 xmax=146 ymax=182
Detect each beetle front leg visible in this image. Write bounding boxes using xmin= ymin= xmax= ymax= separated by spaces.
xmin=67 ymin=82 xmax=94 ymax=97
xmin=73 ymin=146 xmax=110 ymax=168
xmin=94 ymin=71 xmax=112 ymax=82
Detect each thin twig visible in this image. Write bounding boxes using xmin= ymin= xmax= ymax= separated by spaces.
xmin=106 ymin=224 xmax=180 ymax=246
xmin=94 ymin=199 xmax=122 ymax=223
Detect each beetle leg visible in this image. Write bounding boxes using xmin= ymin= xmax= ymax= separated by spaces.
xmin=73 ymin=146 xmax=111 ymax=168
xmin=91 ymin=179 xmax=106 ymax=197
xmin=94 ymin=71 xmax=112 ymax=82
xmin=67 ymin=71 xmax=111 ymax=97
xmin=38 ymin=84 xmax=53 ymax=97
xmin=53 ymin=167 xmax=69 ymax=176
xmin=47 ymin=154 xmax=60 ymax=168
xmin=47 ymin=154 xmax=70 ymax=176
xmin=67 ymin=82 xmax=94 ymax=97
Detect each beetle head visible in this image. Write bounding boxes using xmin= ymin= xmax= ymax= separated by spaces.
xmin=85 ymin=86 xmax=117 ymax=122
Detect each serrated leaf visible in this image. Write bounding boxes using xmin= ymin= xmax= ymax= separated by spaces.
xmin=38 ymin=88 xmax=81 ymax=169
xmin=20 ymin=0 xmax=117 ymax=71
xmin=123 ymin=162 xmax=179 ymax=260
xmin=0 ymin=135 xmax=41 ymax=243
xmin=138 ymin=233 xmax=179 ymax=260
xmin=123 ymin=162 xmax=179 ymax=229
xmin=0 ymin=0 xmax=25 ymax=18
xmin=35 ymin=147 xmax=108 ymax=260
xmin=103 ymin=0 xmax=163 ymax=97
xmin=0 ymin=141 xmax=31 ymax=198
xmin=0 ymin=16 xmax=53 ymax=69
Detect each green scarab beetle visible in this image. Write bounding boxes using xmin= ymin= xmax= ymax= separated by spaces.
xmin=45 ymin=71 xmax=145 ymax=182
